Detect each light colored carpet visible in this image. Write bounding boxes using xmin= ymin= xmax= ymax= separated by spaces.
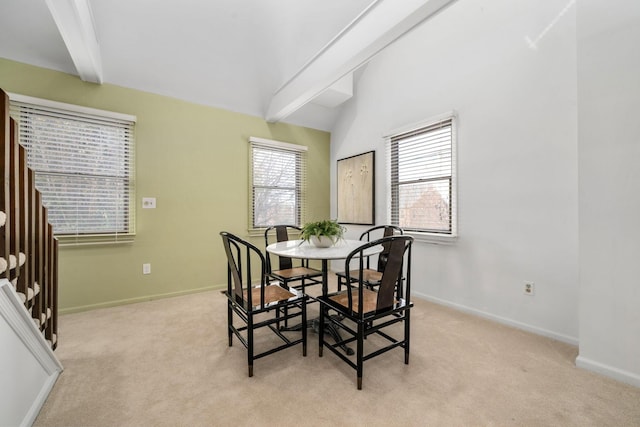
xmin=34 ymin=277 xmax=640 ymax=427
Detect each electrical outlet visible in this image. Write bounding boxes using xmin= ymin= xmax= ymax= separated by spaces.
xmin=143 ymin=263 xmax=151 ymax=275
xmin=524 ymin=281 xmax=535 ymax=296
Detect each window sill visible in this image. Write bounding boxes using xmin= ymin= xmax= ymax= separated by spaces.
xmin=405 ymin=231 xmax=457 ymax=245
xmin=247 ymin=229 xmax=266 ymax=238
xmin=57 ymin=234 xmax=135 ymax=247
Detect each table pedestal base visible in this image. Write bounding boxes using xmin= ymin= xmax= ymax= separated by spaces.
xmin=279 ymin=315 xmax=354 ymax=355
xmin=312 ymin=315 xmax=354 ymax=356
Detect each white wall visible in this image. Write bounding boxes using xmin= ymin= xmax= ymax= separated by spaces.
xmin=576 ymin=0 xmax=640 ymax=386
xmin=331 ymin=0 xmax=579 ymax=343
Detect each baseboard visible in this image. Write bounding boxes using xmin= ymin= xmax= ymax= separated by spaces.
xmin=415 ymin=291 xmax=579 ymax=346
xmin=576 ymin=355 xmax=640 ymax=388
xmin=60 ymin=284 xmax=223 ymax=314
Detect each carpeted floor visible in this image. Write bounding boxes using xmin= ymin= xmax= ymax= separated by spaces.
xmin=34 ymin=277 xmax=640 ymax=426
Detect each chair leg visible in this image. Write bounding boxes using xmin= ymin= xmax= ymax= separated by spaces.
xmin=302 ymin=300 xmax=307 ymax=357
xmin=357 ymin=320 xmax=364 ymax=390
xmin=318 ymin=304 xmax=325 ymax=357
xmin=337 ymin=275 xmax=350 ymax=292
xmin=282 ymin=280 xmax=291 ymax=328
xmin=227 ymin=302 xmax=233 ymax=346
xmin=404 ymin=311 xmax=410 ymax=365
xmin=247 ymin=314 xmax=254 ymax=377
xmin=279 ymin=296 xmax=305 ymax=332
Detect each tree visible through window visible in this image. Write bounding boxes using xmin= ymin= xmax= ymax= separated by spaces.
xmin=388 ymin=116 xmax=456 ymax=235
xmin=250 ymin=137 xmax=307 ymax=229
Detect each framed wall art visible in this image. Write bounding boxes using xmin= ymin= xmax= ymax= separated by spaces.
xmin=337 ymin=151 xmax=375 ymax=225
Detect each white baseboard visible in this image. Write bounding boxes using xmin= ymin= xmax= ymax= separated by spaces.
xmin=414 ymin=291 xmax=579 ymax=346
xmin=59 ymin=285 xmax=221 ymax=314
xmin=410 ymin=292 xmax=640 ymax=389
xmin=576 ymin=355 xmax=640 ymax=388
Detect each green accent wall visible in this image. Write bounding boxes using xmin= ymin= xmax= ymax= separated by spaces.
xmin=0 ymin=58 xmax=330 ymax=313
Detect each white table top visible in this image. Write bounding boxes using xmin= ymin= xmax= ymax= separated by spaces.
xmin=266 ymin=239 xmax=381 ymax=261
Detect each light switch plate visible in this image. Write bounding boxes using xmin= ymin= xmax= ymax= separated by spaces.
xmin=142 ymin=197 xmax=156 ymax=209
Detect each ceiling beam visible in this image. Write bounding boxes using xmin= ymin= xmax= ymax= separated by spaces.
xmin=311 ymin=73 xmax=354 ymax=108
xmin=45 ymin=0 xmax=103 ymax=84
xmin=265 ymin=0 xmax=457 ymax=123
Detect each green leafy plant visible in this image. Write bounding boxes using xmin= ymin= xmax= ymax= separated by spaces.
xmin=300 ymin=219 xmax=345 ymax=243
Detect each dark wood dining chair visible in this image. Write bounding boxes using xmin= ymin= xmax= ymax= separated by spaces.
xmin=264 ymin=225 xmax=323 ymax=294
xmin=336 ymin=225 xmax=403 ymax=292
xmin=317 ymin=234 xmax=413 ymax=390
xmin=220 ymin=231 xmax=307 ymax=377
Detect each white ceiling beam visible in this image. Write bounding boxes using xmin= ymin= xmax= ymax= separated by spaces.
xmin=311 ymin=73 xmax=354 ymax=108
xmin=45 ymin=0 xmax=103 ymax=84
xmin=265 ymin=0 xmax=457 ymax=123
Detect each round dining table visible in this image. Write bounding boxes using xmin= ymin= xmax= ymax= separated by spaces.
xmin=266 ymin=238 xmax=382 ymax=295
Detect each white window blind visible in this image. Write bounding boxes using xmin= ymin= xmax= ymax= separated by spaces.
xmin=387 ymin=115 xmax=456 ymax=236
xmin=9 ymin=94 xmax=136 ymax=244
xmin=249 ymin=137 xmax=307 ymax=230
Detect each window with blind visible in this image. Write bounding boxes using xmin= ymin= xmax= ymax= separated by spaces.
xmin=249 ymin=137 xmax=307 ymax=230
xmin=9 ymin=94 xmax=136 ymax=243
xmin=387 ymin=114 xmax=456 ymax=236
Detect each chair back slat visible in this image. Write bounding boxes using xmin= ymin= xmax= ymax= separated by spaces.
xmin=376 ymin=225 xmax=401 ymax=272
xmin=275 ymin=225 xmax=293 ymax=270
xmin=221 ymin=233 xmax=243 ymax=300
xmin=377 ymin=238 xmax=408 ymax=309
xmin=275 ymin=226 xmax=289 ymax=243
xmin=265 ymin=225 xmax=299 ymax=271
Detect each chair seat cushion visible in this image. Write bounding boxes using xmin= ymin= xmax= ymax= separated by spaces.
xmin=245 ymin=284 xmax=295 ymax=306
xmin=271 ymin=266 xmax=321 ymax=280
xmin=329 ymin=288 xmax=381 ymax=314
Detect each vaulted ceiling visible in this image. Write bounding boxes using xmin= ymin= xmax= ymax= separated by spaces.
xmin=0 ymin=0 xmax=455 ymax=131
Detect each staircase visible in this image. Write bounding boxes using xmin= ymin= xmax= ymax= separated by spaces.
xmin=1 ymin=88 xmax=62 ymax=427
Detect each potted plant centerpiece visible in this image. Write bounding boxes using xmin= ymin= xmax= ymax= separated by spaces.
xmin=300 ymin=219 xmax=345 ymax=248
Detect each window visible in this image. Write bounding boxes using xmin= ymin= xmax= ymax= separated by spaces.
xmin=249 ymin=137 xmax=307 ymax=230
xmin=387 ymin=113 xmax=456 ymax=237
xmin=9 ymin=94 xmax=136 ymax=244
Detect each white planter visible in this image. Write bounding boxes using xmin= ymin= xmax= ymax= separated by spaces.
xmin=310 ymin=235 xmax=335 ymax=248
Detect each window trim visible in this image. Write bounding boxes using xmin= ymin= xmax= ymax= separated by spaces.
xmin=8 ymin=93 xmax=137 ymax=246
xmin=248 ymin=136 xmax=308 ymax=235
xmin=9 ymin=93 xmax=136 ymax=123
xmin=385 ymin=111 xmax=458 ymax=243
